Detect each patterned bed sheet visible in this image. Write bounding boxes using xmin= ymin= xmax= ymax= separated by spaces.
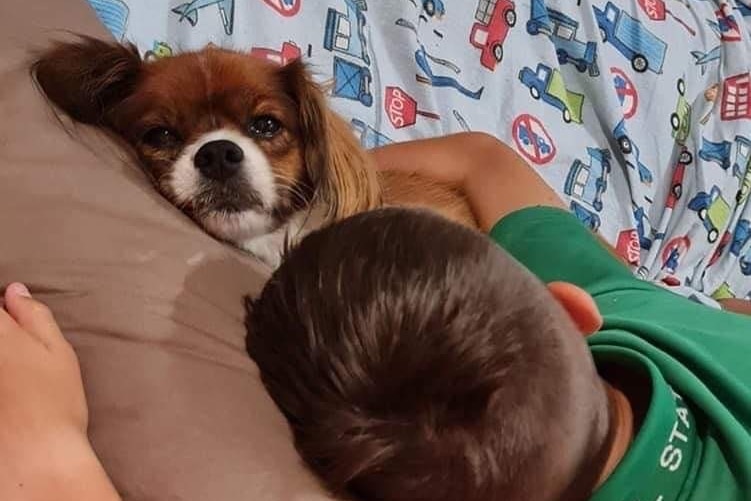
xmin=88 ymin=0 xmax=751 ymax=302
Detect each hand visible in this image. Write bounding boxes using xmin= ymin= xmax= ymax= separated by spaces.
xmin=0 ymin=283 xmax=121 ymax=501
xmin=0 ymin=283 xmax=88 ymax=452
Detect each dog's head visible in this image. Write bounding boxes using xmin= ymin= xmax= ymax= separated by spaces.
xmin=32 ymin=37 xmax=381 ymax=245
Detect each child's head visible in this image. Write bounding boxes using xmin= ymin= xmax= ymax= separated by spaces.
xmin=247 ymin=208 xmax=612 ymax=501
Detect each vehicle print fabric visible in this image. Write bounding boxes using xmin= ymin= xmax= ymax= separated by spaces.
xmin=88 ymin=0 xmax=751 ymax=302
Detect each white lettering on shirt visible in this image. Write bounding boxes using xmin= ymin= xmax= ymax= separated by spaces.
xmin=676 ymin=406 xmax=690 ymax=430
xmin=659 ymin=390 xmax=691 ymax=472
xmin=660 ymin=444 xmax=683 ymax=472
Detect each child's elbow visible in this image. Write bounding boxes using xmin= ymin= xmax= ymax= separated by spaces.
xmin=463 ymin=132 xmax=507 ymax=156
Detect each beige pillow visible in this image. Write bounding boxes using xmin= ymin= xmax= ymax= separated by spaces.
xmin=0 ymin=1 xmax=332 ymax=499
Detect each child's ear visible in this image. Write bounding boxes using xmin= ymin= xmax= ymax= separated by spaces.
xmin=31 ymin=35 xmax=142 ymax=126
xmin=547 ymin=282 xmax=603 ymax=335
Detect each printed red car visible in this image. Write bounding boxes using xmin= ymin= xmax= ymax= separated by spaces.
xmin=667 ymin=148 xmax=693 ymax=209
xmin=470 ymin=0 xmax=516 ymax=70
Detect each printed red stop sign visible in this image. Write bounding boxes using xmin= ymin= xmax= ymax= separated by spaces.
xmin=385 ymin=86 xmax=439 ymax=129
xmin=616 ymin=229 xmax=641 ymax=266
xmin=638 ymin=0 xmax=666 ymax=20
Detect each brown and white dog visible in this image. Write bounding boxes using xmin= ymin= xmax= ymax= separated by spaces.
xmin=32 ymin=37 xmax=475 ymax=266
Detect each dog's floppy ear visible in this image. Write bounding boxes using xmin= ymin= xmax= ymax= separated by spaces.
xmin=279 ymin=59 xmax=382 ymax=221
xmin=31 ymin=35 xmax=142 ymax=126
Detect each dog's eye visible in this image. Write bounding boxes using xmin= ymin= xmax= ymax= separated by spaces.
xmin=248 ymin=116 xmax=282 ymax=138
xmin=142 ymin=127 xmax=181 ymax=148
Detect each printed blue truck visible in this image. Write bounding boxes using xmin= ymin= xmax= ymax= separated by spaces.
xmin=614 ymin=120 xmax=654 ymax=184
xmin=332 ymin=57 xmax=373 ymax=106
xmin=519 ymin=63 xmax=585 ymax=123
xmin=423 ymin=0 xmax=446 ymax=17
xmin=351 ymin=119 xmax=393 ymax=149
xmin=570 ymin=200 xmax=601 ymax=231
xmin=564 ymin=147 xmax=611 ymax=212
xmin=699 ymin=137 xmax=732 ymax=170
xmin=730 ymin=220 xmax=751 ymax=275
xmin=526 ymin=0 xmax=551 ymax=35
xmin=633 ymin=205 xmax=652 ymax=250
xmin=527 ymin=0 xmax=599 ymax=76
xmin=698 ymin=135 xmax=751 ymax=176
xmin=324 ymin=0 xmax=370 ymax=65
xmin=89 ymin=0 xmax=130 ymax=40
xmin=688 ymin=186 xmax=732 ymax=243
xmin=594 ymin=1 xmax=667 ymax=74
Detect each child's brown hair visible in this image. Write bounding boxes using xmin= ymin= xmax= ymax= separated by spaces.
xmin=247 ymin=208 xmax=611 ymax=501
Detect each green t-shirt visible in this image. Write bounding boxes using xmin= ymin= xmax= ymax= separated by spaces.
xmin=490 ymin=207 xmax=751 ymax=501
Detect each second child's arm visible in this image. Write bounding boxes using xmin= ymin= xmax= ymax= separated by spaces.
xmin=371 ymin=132 xmax=631 ymax=267
xmin=371 ymin=132 xmax=564 ymax=231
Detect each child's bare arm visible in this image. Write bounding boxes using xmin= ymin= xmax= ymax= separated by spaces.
xmin=371 ymin=132 xmax=564 ymax=231
xmin=718 ymin=298 xmax=751 ymax=316
xmin=0 ymin=283 xmax=121 ymax=501
xmin=371 ymin=133 xmax=632 ymax=266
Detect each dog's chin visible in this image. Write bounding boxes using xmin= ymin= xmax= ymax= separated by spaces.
xmin=199 ymin=208 xmax=275 ymax=244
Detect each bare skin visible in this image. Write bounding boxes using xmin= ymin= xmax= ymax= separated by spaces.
xmin=718 ymin=298 xmax=751 ymax=315
xmin=0 ymin=283 xmax=121 ymax=501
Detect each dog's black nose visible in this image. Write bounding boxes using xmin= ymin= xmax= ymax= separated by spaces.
xmin=194 ymin=140 xmax=245 ymax=181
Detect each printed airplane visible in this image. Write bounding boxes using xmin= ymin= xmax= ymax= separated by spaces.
xmin=691 ymin=46 xmax=721 ymax=75
xmin=172 ymin=0 xmax=235 ymax=35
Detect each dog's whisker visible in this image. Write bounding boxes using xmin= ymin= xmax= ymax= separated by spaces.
xmin=274 ymin=178 xmax=311 ymax=205
xmin=276 ymin=183 xmax=309 ymax=204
